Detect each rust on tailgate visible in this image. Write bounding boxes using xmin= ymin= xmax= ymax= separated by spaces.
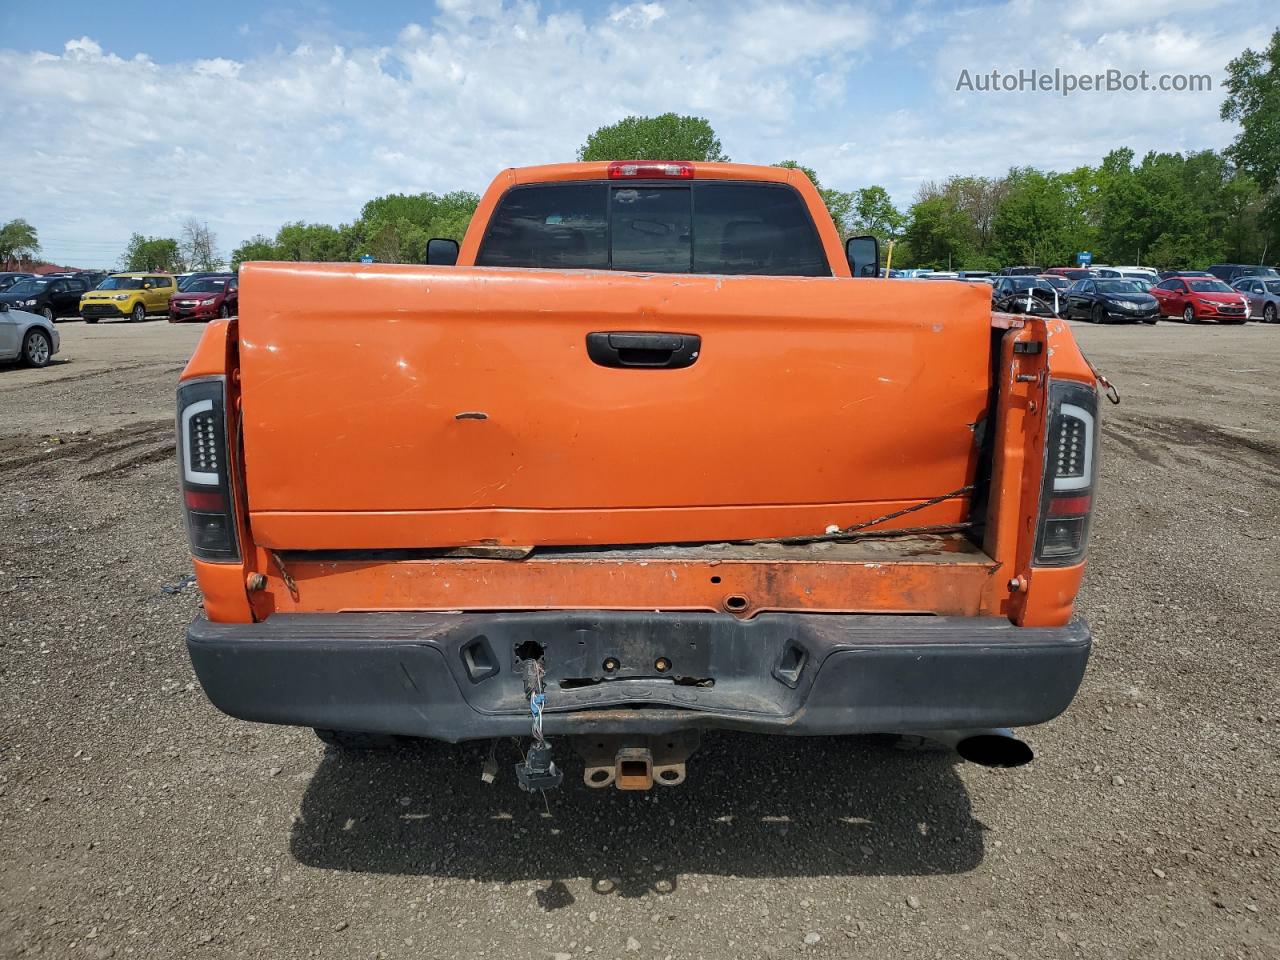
xmin=245 ymin=535 xmax=999 ymax=620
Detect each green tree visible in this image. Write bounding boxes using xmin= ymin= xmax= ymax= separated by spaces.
xmin=353 ymin=190 xmax=479 ymax=262
xmin=902 ymin=194 xmax=973 ymax=269
xmin=992 ymin=168 xmax=1078 ymax=268
xmin=578 ymin=114 xmax=729 ymax=162
xmin=271 ymin=222 xmax=354 ymax=262
xmin=230 ymin=234 xmax=280 ymax=268
xmin=850 ymin=186 xmax=906 ymax=242
xmin=0 ymin=218 xmax=41 ymax=269
xmin=122 ymin=233 xmax=181 ymax=272
xmin=1221 ymin=29 xmax=1280 ymax=192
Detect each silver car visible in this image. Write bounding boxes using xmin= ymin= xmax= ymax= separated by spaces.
xmin=1232 ymin=277 xmax=1280 ymax=323
xmin=0 ymin=303 xmax=60 ymax=367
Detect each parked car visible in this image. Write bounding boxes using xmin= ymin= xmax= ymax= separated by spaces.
xmin=0 ymin=302 xmax=60 ymax=367
xmin=1123 ymin=276 xmax=1157 ymax=293
xmin=1109 ymin=265 xmax=1159 ymax=280
xmin=0 ymin=272 xmax=35 ymax=292
xmin=1091 ymin=268 xmax=1123 ymax=278
xmin=1036 ymin=275 xmax=1070 ymax=293
xmin=179 ymin=271 xmax=232 ymax=292
xmin=1157 ymin=270 xmax=1213 ymax=280
xmin=170 ymin=274 xmax=238 ymax=322
xmin=42 ymin=270 xmax=110 ymax=289
xmin=1231 ymin=277 xmax=1280 ymax=323
xmin=1065 ymin=278 xmax=1160 ymax=324
xmin=79 ymin=273 xmax=177 ymax=323
xmin=997 ymin=266 xmax=1043 ymax=276
xmin=0 ymin=275 xmax=90 ymax=322
xmin=1151 ymin=276 xmax=1249 ymax=323
xmin=992 ymin=276 xmax=1068 ymax=317
xmin=1206 ymin=263 xmax=1280 ymax=284
xmin=1044 ymin=267 xmax=1095 ymax=282
xmin=181 ymin=159 xmax=1101 ymax=786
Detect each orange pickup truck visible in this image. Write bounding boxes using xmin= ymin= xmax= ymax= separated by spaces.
xmin=180 ymin=160 xmax=1097 ymax=791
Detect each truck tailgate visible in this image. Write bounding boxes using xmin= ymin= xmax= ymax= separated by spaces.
xmin=238 ymin=263 xmax=993 ymax=548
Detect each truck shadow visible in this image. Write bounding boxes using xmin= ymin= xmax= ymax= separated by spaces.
xmin=289 ymin=733 xmax=985 ymax=892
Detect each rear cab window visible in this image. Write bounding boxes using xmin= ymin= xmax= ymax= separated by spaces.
xmin=476 ymin=181 xmax=830 ymax=277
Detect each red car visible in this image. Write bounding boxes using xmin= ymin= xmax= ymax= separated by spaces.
xmin=169 ymin=274 xmax=237 ymax=322
xmin=1151 ymin=276 xmax=1250 ymax=324
xmin=1043 ymin=267 xmax=1095 ymax=282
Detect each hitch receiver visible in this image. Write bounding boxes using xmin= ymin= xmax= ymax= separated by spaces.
xmin=573 ymin=732 xmax=700 ymax=791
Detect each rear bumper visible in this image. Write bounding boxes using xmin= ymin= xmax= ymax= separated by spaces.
xmin=187 ymin=611 xmax=1091 ymax=741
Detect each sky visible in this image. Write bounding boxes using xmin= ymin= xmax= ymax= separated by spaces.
xmin=1 ymin=0 xmax=1275 ymax=268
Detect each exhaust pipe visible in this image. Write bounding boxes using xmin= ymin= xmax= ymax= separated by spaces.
xmin=910 ymin=728 xmax=1034 ymax=768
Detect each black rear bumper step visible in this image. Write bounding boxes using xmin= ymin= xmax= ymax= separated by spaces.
xmin=187 ymin=611 xmax=1091 ymax=741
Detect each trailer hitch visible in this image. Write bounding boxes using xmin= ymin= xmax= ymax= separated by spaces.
xmin=573 ymin=732 xmax=700 ymax=790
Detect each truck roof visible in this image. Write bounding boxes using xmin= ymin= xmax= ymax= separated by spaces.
xmin=501 ymin=161 xmax=810 ymax=186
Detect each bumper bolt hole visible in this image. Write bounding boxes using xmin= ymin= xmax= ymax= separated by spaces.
xmin=654 ymin=657 xmax=671 ymax=672
xmin=724 ymin=594 xmax=749 ymax=612
xmin=603 ymin=657 xmax=619 ymax=673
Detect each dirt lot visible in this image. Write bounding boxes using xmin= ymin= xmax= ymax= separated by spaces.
xmin=2 ymin=317 xmax=1277 ymax=959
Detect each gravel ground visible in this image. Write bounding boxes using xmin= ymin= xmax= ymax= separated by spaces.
xmin=2 ymin=317 xmax=1277 ymax=959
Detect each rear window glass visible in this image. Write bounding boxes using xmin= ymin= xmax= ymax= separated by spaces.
xmin=476 ymin=181 xmax=829 ymax=277
xmin=474 ymin=183 xmax=609 ymax=269
xmin=611 ymin=187 xmax=690 ymax=272
xmin=183 ymin=279 xmax=228 ymax=292
xmin=1096 ymin=280 xmax=1142 ymax=293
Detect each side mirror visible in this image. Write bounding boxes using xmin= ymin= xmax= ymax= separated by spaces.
xmin=426 ymin=238 xmax=460 ymax=266
xmin=845 ymin=235 xmax=879 ymax=278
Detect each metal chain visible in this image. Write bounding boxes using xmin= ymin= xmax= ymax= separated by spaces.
xmin=270 ymin=551 xmax=298 ymax=597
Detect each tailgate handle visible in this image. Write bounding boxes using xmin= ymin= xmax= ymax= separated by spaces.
xmin=586 ymin=332 xmax=701 ymax=369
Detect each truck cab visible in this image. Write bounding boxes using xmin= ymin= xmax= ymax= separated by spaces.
xmin=179 ymin=161 xmax=1097 ymax=790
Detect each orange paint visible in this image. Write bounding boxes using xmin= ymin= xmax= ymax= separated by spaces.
xmin=179 ymin=163 xmax=1098 ymax=629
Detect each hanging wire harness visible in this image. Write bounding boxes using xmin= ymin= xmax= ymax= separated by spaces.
xmin=514 ymin=654 xmax=563 ymax=791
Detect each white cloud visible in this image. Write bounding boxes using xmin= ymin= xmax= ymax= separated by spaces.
xmin=0 ymin=0 xmax=1269 ymax=266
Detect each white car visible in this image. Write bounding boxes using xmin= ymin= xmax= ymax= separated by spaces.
xmin=0 ymin=303 xmax=60 ymax=367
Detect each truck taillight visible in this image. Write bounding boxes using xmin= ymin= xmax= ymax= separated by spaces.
xmin=606 ymin=161 xmax=695 ymax=179
xmin=177 ymin=376 xmax=240 ymax=562
xmin=1034 ymin=381 xmax=1098 ymax=566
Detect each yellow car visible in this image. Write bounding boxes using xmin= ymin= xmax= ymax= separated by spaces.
xmin=80 ymin=273 xmax=177 ymax=323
